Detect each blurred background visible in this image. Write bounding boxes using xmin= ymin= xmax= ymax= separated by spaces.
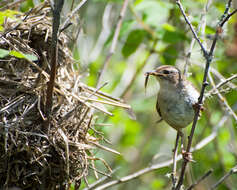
xmin=5 ymin=0 xmax=237 ymax=189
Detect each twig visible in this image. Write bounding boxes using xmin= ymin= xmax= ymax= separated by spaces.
xmin=81 ymin=84 xmax=122 ymax=102
xmin=89 ymin=4 xmax=112 ymax=62
xmin=57 ymin=128 xmax=69 ymax=183
xmin=89 ymin=165 xmax=112 ymax=178
xmin=184 ymin=0 xmax=212 ymax=76
xmin=96 ymin=0 xmax=129 ymax=87
xmin=87 ymin=141 xmax=121 ymax=155
xmin=83 ymin=168 xmax=119 ymax=190
xmin=193 ymin=61 xmax=236 ymax=90
xmin=206 ymin=74 xmax=237 ymax=96
xmin=186 ymin=169 xmax=213 ymax=190
xmin=22 ymin=58 xmax=127 ymax=116
xmin=60 ymin=0 xmax=88 ymax=31
xmin=45 ymin=0 xmax=64 ymax=129
xmin=172 ymin=133 xmax=180 ymax=189
xmin=0 ymin=0 xmax=26 ymax=11
xmin=210 ymin=165 xmax=237 ymax=190
xmin=208 ymin=73 xmax=237 ymax=121
xmin=175 ymin=1 xmax=236 ymax=189
xmin=129 ymin=5 xmax=156 ymax=37
xmin=176 ymin=0 xmax=208 ymax=58
xmin=93 ymin=115 xmax=228 ymax=190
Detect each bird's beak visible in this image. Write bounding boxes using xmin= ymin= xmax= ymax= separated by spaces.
xmin=145 ymin=71 xmax=164 ymax=77
xmin=145 ymin=71 xmax=157 ymax=76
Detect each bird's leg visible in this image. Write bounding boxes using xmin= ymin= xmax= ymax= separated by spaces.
xmin=179 ymin=130 xmax=194 ymax=162
xmin=178 ymin=130 xmax=185 ymax=151
xmin=171 ymin=132 xmax=179 ymax=188
xmin=192 ymin=103 xmax=204 ymax=116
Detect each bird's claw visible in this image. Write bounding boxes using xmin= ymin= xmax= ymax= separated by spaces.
xmin=181 ymin=150 xmax=195 ymax=162
xmin=193 ymin=103 xmax=204 ymax=112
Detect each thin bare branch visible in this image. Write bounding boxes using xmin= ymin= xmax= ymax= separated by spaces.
xmin=193 ymin=61 xmax=236 ymax=90
xmin=97 ymin=0 xmax=129 ymax=87
xmin=83 ymin=168 xmax=119 ymax=190
xmin=176 ymin=0 xmax=208 ymax=58
xmin=60 ymin=0 xmax=88 ymax=31
xmin=45 ymin=0 xmax=64 ymax=130
xmin=0 ymin=0 xmax=26 ymax=11
xmin=206 ymin=74 xmax=237 ymax=96
xmin=210 ymin=165 xmax=237 ymax=190
xmin=184 ymin=0 xmax=213 ymax=76
xmin=87 ymin=141 xmax=121 ymax=155
xmin=208 ymin=73 xmax=237 ymax=121
xmin=172 ymin=133 xmax=180 ymax=189
xmin=186 ymin=169 xmax=213 ymax=190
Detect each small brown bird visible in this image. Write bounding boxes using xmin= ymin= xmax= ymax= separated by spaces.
xmin=145 ymin=65 xmax=200 ymax=159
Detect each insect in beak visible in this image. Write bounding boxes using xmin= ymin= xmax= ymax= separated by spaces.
xmin=145 ymin=72 xmax=150 ymax=91
xmin=145 ymin=71 xmax=156 ymax=92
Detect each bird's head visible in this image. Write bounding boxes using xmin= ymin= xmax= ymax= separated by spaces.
xmin=145 ymin=65 xmax=182 ymax=89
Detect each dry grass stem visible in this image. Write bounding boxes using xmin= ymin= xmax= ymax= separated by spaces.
xmin=0 ymin=2 xmax=127 ymax=189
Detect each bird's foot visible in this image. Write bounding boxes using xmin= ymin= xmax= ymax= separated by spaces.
xmin=193 ymin=103 xmax=204 ymax=114
xmin=181 ymin=149 xmax=195 ymax=162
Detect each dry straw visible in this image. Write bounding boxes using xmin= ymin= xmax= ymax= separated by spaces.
xmin=0 ymin=2 xmax=130 ymax=189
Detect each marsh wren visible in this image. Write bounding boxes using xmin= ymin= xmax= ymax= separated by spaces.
xmin=145 ymin=65 xmax=200 ymax=153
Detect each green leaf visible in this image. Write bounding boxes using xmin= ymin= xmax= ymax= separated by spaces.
xmin=9 ymin=50 xmax=38 ymax=61
xmin=122 ymin=29 xmax=147 ymax=58
xmin=24 ymin=54 xmax=38 ymax=61
xmin=151 ymin=179 xmax=165 ymax=189
xmin=120 ymin=20 xmax=135 ymax=37
xmin=9 ymin=50 xmax=25 ymax=59
xmin=0 ymin=48 xmax=10 ymax=58
xmin=162 ymin=25 xmax=187 ymax=43
xmin=161 ymin=44 xmax=178 ymax=65
xmin=0 ymin=10 xmax=20 ymax=27
xmin=205 ymin=25 xmax=216 ymax=35
xmin=20 ymin=0 xmax=34 ymax=12
xmin=135 ymin=1 xmax=173 ymax=28
xmin=105 ymin=20 xmax=135 ymax=47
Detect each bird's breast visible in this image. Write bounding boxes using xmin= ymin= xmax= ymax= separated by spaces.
xmin=158 ymin=88 xmax=196 ymax=129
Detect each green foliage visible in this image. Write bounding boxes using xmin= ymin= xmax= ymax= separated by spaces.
xmin=162 ymin=24 xmax=187 ymax=43
xmin=150 ymin=178 xmax=165 ymax=189
xmin=160 ymin=44 xmax=178 ymax=65
xmin=0 ymin=48 xmax=10 ymax=58
xmin=134 ymin=0 xmax=173 ymax=28
xmin=0 ymin=9 xmax=20 ymax=31
xmin=0 ymin=48 xmax=38 ymax=61
xmin=122 ymin=29 xmax=148 ymax=58
xmin=9 ymin=50 xmax=38 ymax=61
xmin=20 ymin=0 xmax=34 ymax=12
xmin=70 ymin=0 xmax=237 ymax=188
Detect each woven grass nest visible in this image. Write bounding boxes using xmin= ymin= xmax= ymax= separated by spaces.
xmin=0 ymin=2 xmax=130 ymax=189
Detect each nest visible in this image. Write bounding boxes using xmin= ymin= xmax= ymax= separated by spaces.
xmin=0 ymin=2 xmax=129 ymax=189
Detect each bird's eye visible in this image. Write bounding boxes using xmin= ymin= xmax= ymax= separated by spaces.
xmin=163 ymin=70 xmax=170 ymax=74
